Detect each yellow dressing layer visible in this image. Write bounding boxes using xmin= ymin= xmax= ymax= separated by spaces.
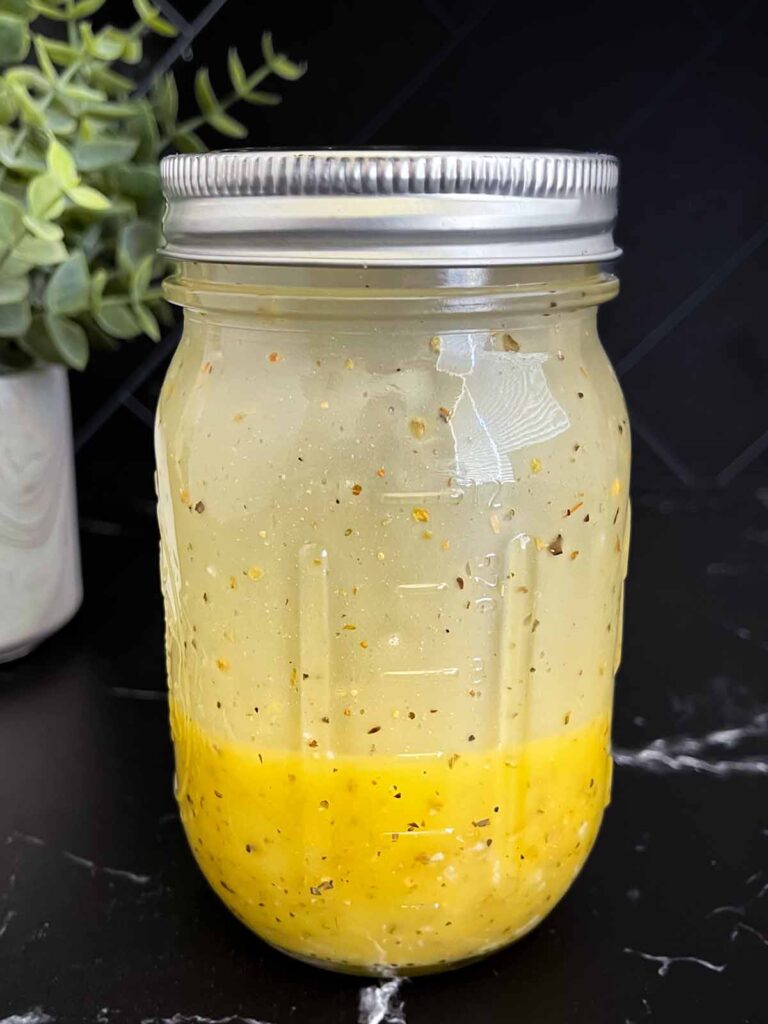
xmin=172 ymin=706 xmax=612 ymax=973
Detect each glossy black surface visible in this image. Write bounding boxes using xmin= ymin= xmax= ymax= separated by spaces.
xmin=1 ymin=486 xmax=766 ymax=1023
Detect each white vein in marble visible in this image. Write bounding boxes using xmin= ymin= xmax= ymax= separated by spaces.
xmin=6 ymin=832 xmax=152 ymax=886
xmin=358 ymin=979 xmax=406 ymax=1024
xmin=0 ymin=1011 xmax=54 ymax=1024
xmin=614 ymin=712 xmax=768 ymax=775
xmin=0 ymin=908 xmax=17 ymax=938
xmin=62 ymin=850 xmax=151 ymax=885
xmin=624 ymin=948 xmax=726 ymax=976
xmin=142 ymin=1015 xmax=273 ymax=1024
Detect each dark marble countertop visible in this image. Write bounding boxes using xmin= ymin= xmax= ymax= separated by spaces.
xmin=1 ymin=486 xmax=766 ymax=1024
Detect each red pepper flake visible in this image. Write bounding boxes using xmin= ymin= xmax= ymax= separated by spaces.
xmin=351 ymin=483 xmax=362 ymax=496
xmin=268 ymin=352 xmax=281 ymax=363
xmin=548 ymin=534 xmax=564 ymax=556
xmin=367 ymin=725 xmax=381 ymax=734
xmin=456 ymin=576 xmax=465 ymax=589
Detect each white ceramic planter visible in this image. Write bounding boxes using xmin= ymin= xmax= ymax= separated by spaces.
xmin=0 ymin=364 xmax=82 ymax=663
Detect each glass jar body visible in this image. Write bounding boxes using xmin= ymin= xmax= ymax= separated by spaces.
xmin=156 ymin=263 xmax=630 ymax=975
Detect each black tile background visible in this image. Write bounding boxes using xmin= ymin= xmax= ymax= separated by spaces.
xmin=70 ymin=0 xmax=768 ymax=532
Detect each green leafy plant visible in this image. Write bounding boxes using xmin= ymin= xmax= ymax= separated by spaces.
xmin=0 ymin=0 xmax=305 ymax=372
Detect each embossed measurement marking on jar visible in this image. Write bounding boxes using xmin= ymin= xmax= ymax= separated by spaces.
xmin=381 ymin=489 xmax=464 ymax=505
xmin=396 ymin=582 xmax=448 ymax=593
xmin=381 ymin=668 xmax=459 ymax=680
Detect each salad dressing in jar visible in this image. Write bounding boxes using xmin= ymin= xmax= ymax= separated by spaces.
xmin=156 ymin=150 xmax=628 ymax=975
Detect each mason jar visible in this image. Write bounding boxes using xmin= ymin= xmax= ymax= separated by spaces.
xmin=156 ymin=150 xmax=629 ymax=976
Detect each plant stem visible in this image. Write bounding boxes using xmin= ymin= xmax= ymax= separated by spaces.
xmin=159 ymin=64 xmax=274 ymax=149
xmin=100 ymin=287 xmax=164 ymax=307
xmin=0 ymin=53 xmax=88 ymax=190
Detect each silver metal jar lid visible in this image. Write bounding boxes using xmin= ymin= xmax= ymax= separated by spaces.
xmin=159 ymin=149 xmax=620 ymax=267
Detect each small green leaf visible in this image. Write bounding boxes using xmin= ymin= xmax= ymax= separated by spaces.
xmin=110 ymin=163 xmax=161 ymax=200
xmin=94 ymin=301 xmax=141 ymax=340
xmin=14 ymin=233 xmax=67 ymax=265
xmin=89 ymin=267 xmax=107 ymax=313
xmin=227 ymin=48 xmax=247 ymax=94
xmin=28 ymin=0 xmax=73 ymax=19
xmin=45 ymin=251 xmax=89 ymax=315
xmin=206 ymin=109 xmax=247 ymax=139
xmin=32 ymin=33 xmax=56 ymax=80
xmin=69 ymin=0 xmax=105 ymax=16
xmin=43 ymin=104 xmax=77 ymax=135
xmin=194 ymin=67 xmax=219 ymax=117
xmin=9 ymin=81 xmax=45 ymax=127
xmin=150 ymin=72 xmax=177 ymax=130
xmin=0 ymin=13 xmax=30 ymax=64
xmin=126 ymin=98 xmax=159 ymax=162
xmin=0 ymin=0 xmax=34 ymax=20
xmin=154 ymin=297 xmax=174 ymax=327
xmin=0 ymin=298 xmax=30 ymax=337
xmin=122 ymin=34 xmax=142 ymax=64
xmin=89 ymin=65 xmax=133 ymax=96
xmin=173 ymin=130 xmax=206 ymax=154
xmin=0 ymin=130 xmax=45 ymax=172
xmin=27 ymin=173 xmax=65 ymax=219
xmin=132 ymin=301 xmax=159 ymax=341
xmin=72 ymin=138 xmax=138 ymax=171
xmin=0 ymin=78 xmax=18 ymax=123
xmin=261 ymin=31 xmax=306 ymax=81
xmin=67 ymin=184 xmax=110 ymax=210
xmin=244 ymin=90 xmax=281 ymax=107
xmin=0 ymin=277 xmax=28 ymax=303
xmin=0 ymin=192 xmax=24 ymax=243
xmin=133 ymin=0 xmax=177 ymax=37
xmin=22 ymin=213 xmax=63 ymax=241
xmin=130 ymin=254 xmax=154 ymax=299
xmin=5 ymin=65 xmax=46 ymax=89
xmin=59 ymin=81 xmax=105 ymax=104
xmin=80 ymin=23 xmax=124 ymax=60
xmin=47 ymin=137 xmax=79 ymax=188
xmin=45 ymin=313 xmax=88 ymax=369
xmin=36 ymin=36 xmax=79 ymax=66
xmin=118 ymin=220 xmax=159 ymax=273
xmin=17 ymin=315 xmax=58 ymax=362
xmin=84 ymin=99 xmax=141 ymax=119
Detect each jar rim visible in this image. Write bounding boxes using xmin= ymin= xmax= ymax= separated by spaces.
xmin=160 ymin=149 xmax=621 ymax=268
